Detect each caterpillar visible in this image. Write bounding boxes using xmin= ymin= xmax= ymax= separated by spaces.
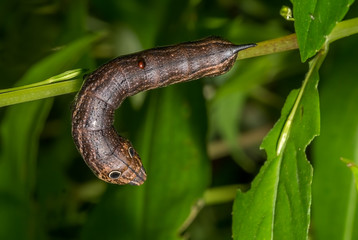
xmin=71 ymin=36 xmax=255 ymax=185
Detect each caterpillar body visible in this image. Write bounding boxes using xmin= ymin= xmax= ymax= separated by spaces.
xmin=71 ymin=36 xmax=255 ymax=185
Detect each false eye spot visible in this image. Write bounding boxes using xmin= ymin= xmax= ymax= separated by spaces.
xmin=109 ymin=170 xmax=122 ymax=179
xmin=138 ymin=58 xmax=146 ymax=69
xmin=128 ymin=147 xmax=134 ymax=158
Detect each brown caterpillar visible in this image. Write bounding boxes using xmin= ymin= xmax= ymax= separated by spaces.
xmin=71 ymin=37 xmax=255 ymax=185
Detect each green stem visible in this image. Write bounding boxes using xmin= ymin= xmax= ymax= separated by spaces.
xmin=204 ymin=184 xmax=248 ymax=205
xmin=237 ymin=33 xmax=298 ymax=60
xmin=0 ymin=70 xmax=85 ymax=107
xmin=179 ymin=184 xmax=248 ymax=233
xmin=0 ymin=79 xmax=82 ymax=107
xmin=0 ymin=69 xmax=84 ymax=94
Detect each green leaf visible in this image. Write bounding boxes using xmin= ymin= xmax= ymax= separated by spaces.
xmin=312 ymin=42 xmax=358 ymax=240
xmin=81 ymin=82 xmax=210 ymax=240
xmin=0 ymin=34 xmax=101 ymax=239
xmin=293 ymin=0 xmax=355 ymax=61
xmin=232 ymin=52 xmax=323 ymax=239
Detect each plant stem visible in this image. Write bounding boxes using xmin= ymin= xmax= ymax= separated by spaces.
xmin=0 ymin=69 xmax=85 ymax=107
xmin=237 ymin=33 xmax=298 ymax=60
xmin=0 ymin=79 xmax=82 ymax=107
xmin=204 ymin=184 xmax=248 ymax=205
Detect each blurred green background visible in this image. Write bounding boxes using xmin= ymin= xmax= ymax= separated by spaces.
xmin=0 ymin=0 xmax=357 ymax=239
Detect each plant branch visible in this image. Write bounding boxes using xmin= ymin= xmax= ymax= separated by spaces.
xmin=237 ymin=33 xmax=298 ymax=60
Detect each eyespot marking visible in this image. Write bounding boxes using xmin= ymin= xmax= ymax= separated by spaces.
xmin=109 ymin=170 xmax=122 ymax=179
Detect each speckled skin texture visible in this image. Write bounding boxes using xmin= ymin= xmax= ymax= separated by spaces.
xmin=71 ymin=36 xmax=256 ymax=185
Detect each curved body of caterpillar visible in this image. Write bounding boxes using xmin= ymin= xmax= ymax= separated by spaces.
xmin=71 ymin=36 xmax=256 ymax=185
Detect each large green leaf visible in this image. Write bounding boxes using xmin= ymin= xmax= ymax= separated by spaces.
xmin=312 ymin=39 xmax=358 ymax=240
xmin=293 ymin=0 xmax=355 ymax=61
xmin=0 ymin=34 xmax=101 ymax=239
xmin=81 ymin=82 xmax=210 ymax=240
xmin=232 ymin=52 xmax=322 ymax=239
